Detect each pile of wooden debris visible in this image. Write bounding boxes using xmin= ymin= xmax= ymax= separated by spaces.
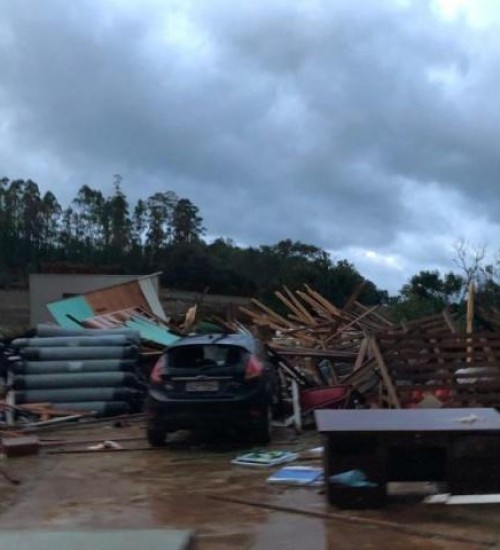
xmin=222 ymin=283 xmax=500 ymax=410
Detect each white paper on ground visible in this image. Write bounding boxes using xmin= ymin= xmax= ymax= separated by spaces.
xmin=424 ymin=493 xmax=500 ymax=505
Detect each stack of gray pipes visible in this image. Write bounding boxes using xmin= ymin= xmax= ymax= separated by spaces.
xmin=10 ymin=325 xmax=145 ymax=416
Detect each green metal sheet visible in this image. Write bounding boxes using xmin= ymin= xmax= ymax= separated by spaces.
xmin=125 ymin=317 xmax=180 ymax=347
xmin=47 ymin=296 xmax=94 ymax=328
xmin=46 ymin=296 xmax=179 ymax=347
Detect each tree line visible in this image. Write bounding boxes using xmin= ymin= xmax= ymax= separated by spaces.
xmin=2 ymin=176 xmax=499 ymax=322
xmin=0 ymin=176 xmax=386 ymax=306
xmin=0 ymin=175 xmax=204 ymax=270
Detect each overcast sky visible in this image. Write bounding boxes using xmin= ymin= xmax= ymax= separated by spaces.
xmin=1 ymin=0 xmax=500 ymax=294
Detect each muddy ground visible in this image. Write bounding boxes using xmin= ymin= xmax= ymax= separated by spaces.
xmin=0 ymin=422 xmax=499 ymax=549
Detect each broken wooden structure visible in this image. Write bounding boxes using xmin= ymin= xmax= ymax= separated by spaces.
xmin=230 ymin=283 xmax=500 ymax=410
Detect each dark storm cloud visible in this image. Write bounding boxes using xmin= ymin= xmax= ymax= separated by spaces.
xmin=0 ymin=0 xmax=499 ymax=290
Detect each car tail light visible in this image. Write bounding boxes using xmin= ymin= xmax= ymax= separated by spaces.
xmin=245 ymin=355 xmax=264 ymax=380
xmin=150 ymin=356 xmax=166 ymax=384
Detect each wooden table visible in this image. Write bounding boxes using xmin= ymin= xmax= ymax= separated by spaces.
xmin=315 ymin=408 xmax=500 ymax=508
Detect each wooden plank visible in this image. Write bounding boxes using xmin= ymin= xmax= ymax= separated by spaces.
xmin=238 ymin=309 xmax=287 ymax=332
xmin=379 ymin=324 xmax=451 ymax=337
xmin=379 ymin=338 xmax=500 ymax=352
xmin=381 ymin=351 xmax=500 ymax=362
xmin=286 ymin=313 xmax=316 ymax=326
xmin=442 ymin=309 xmax=458 ymax=334
xmin=16 ymin=403 xmax=52 ymax=410
xmin=467 ymin=282 xmax=475 ymax=364
xmin=341 ymin=358 xmax=378 ymax=386
xmin=378 ymin=328 xmax=452 ymax=340
xmin=388 ymin=366 xmax=500 ymax=377
xmin=325 ymin=306 xmax=380 ymax=345
xmin=353 ymin=337 xmax=369 ymax=372
xmin=239 ymin=307 xmax=286 ymax=326
xmin=238 ymin=306 xmax=267 ymax=320
xmin=280 ymin=325 xmax=325 ymax=339
xmin=381 ymin=350 xmax=500 ymax=361
xmin=377 ymin=332 xmax=500 ymax=344
xmin=395 ymin=374 xmax=500 ymax=384
xmin=265 ymin=346 xmax=312 ymax=387
xmin=252 ymin=298 xmax=293 ymax=326
xmin=249 ymin=299 xmax=295 ymax=327
xmin=380 ymin=341 xmax=500 ymax=352
xmin=295 ymin=291 xmax=342 ymax=321
xmin=280 ymin=332 xmax=318 ymax=345
xmin=480 ymin=335 xmax=496 ymax=366
xmin=274 ymin=291 xmax=314 ymax=325
xmin=400 ymin=312 xmax=449 ymax=326
xmin=283 ymin=321 xmax=336 ymax=334
xmin=369 ymin=337 xmax=401 ymax=408
xmin=341 ymin=281 xmax=367 ymax=314
xmin=269 ymin=346 xmax=357 ymax=359
xmin=467 ymin=282 xmax=475 ymax=334
xmin=283 ymin=286 xmax=317 ymax=326
xmin=86 ymin=281 xmax=149 ymax=315
xmin=354 ymin=301 xmax=393 ymax=326
xmin=303 ymin=285 xmax=343 ymax=316
xmin=398 ymin=359 xmax=500 ymax=369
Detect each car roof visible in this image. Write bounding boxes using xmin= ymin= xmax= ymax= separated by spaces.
xmin=168 ymin=332 xmax=257 ymax=352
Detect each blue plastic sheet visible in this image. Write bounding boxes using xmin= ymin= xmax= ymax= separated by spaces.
xmin=329 ymin=469 xmax=378 ymax=487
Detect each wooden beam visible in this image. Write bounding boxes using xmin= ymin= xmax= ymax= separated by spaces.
xmin=250 ymin=299 xmax=295 ymax=327
xmin=303 ymin=285 xmax=343 ymax=316
xmin=283 ymin=286 xmax=317 ymax=325
xmin=341 ymin=281 xmax=367 ymax=314
xmin=467 ymin=282 xmax=475 ymax=334
xmin=274 ymin=291 xmax=314 ymax=326
xmin=354 ymin=301 xmax=393 ymax=326
xmin=353 ymin=337 xmax=369 ymax=372
xmin=295 ymin=291 xmax=339 ymax=321
xmin=442 ymin=308 xmax=458 ymax=334
xmin=369 ymin=337 xmax=401 ymax=408
xmin=324 ymin=305 xmax=380 ymax=345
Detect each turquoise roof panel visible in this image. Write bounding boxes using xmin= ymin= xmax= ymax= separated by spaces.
xmin=47 ymin=296 xmax=95 ymax=328
xmin=125 ymin=317 xmax=180 ymax=347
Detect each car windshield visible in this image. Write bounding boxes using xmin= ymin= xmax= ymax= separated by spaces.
xmin=169 ymin=344 xmax=246 ymax=368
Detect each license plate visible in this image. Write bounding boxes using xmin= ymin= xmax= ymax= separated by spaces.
xmin=186 ymin=380 xmax=219 ymax=392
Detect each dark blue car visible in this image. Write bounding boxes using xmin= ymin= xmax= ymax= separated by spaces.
xmin=146 ymin=332 xmax=277 ymax=445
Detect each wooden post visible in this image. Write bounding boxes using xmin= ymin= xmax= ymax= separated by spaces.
xmin=291 ymin=380 xmax=302 ymax=433
xmin=369 ymin=337 xmax=401 ymax=408
xmin=467 ymin=282 xmax=475 ymax=335
xmin=467 ymin=282 xmax=475 ymax=364
xmin=442 ymin=308 xmax=458 ymax=334
xmin=353 ymin=337 xmax=369 ymax=372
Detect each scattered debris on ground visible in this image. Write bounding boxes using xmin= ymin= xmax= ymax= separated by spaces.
xmin=1 ymin=277 xmax=500 ymax=546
